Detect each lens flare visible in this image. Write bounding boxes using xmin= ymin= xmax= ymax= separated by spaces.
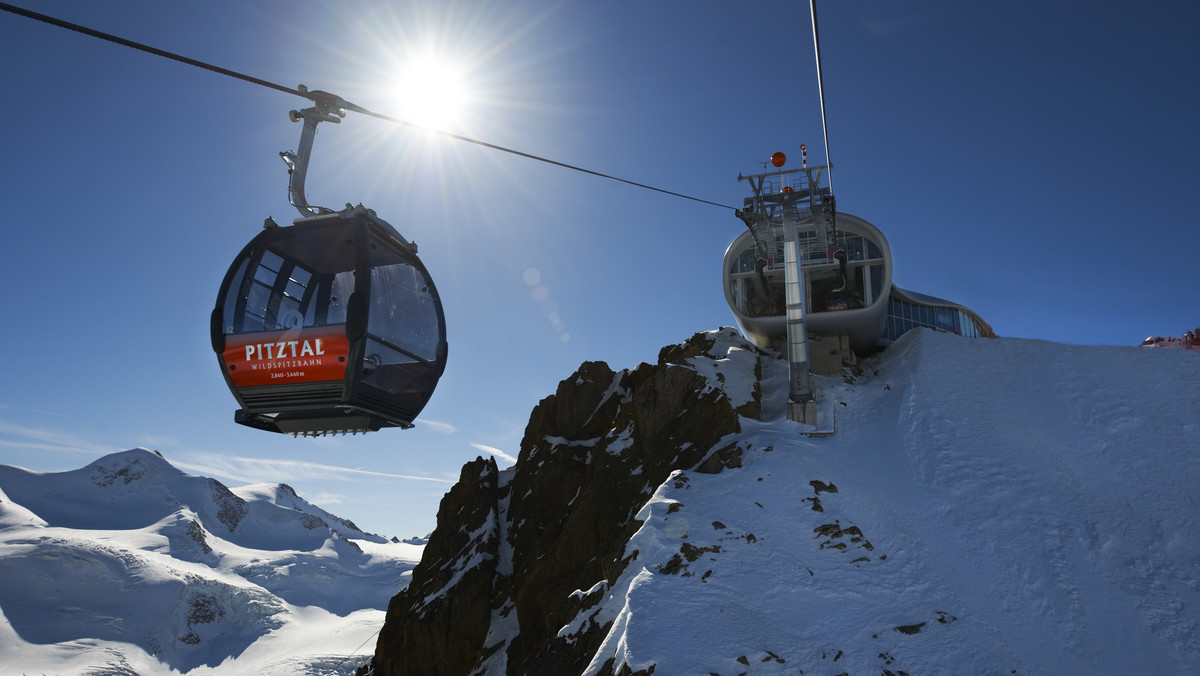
xmin=394 ymin=55 xmax=469 ymax=131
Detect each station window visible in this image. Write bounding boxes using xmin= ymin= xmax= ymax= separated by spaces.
xmin=886 ymin=296 xmax=989 ymax=342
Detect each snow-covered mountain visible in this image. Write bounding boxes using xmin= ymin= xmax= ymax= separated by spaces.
xmin=5 ymin=327 xmax=1199 ymax=675
xmin=370 ymin=327 xmax=1200 ymax=675
xmin=0 ymin=448 xmax=422 ymax=674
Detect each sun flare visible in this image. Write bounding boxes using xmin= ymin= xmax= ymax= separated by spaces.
xmin=394 ymin=56 xmax=469 ymax=131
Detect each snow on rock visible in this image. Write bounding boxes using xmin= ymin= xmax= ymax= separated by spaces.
xmin=372 ymin=330 xmax=765 ymax=676
xmin=675 ymin=326 xmax=764 ymax=412
xmin=0 ymin=449 xmax=423 ymax=674
xmin=370 ymin=327 xmax=1200 ymax=675
xmin=1141 ymin=326 xmax=1199 ymax=352
xmin=374 ymin=457 xmax=503 ymax=676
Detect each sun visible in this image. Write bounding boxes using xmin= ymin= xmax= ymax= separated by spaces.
xmin=393 ymin=56 xmax=470 ymax=131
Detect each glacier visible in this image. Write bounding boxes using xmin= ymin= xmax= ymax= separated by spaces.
xmin=0 ymin=448 xmax=421 ymax=674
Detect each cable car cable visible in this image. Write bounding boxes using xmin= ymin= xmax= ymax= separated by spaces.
xmin=809 ymin=0 xmax=834 ymax=196
xmin=0 ymin=1 xmax=737 ymax=211
xmin=0 ymin=1 xmax=303 ymax=99
xmin=320 ymin=625 xmax=382 ymax=676
xmin=808 ymin=0 xmax=846 ymax=293
xmin=337 ymin=100 xmax=736 ymax=209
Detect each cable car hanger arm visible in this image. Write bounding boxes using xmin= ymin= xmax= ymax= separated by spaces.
xmin=280 ymin=86 xmax=346 ymax=218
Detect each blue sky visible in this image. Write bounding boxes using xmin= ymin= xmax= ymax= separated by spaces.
xmin=1 ymin=0 xmax=1197 ymax=539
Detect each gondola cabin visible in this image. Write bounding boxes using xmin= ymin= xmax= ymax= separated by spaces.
xmin=211 ymin=206 xmax=447 ymax=436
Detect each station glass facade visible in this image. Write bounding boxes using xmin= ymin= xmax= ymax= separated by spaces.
xmin=884 ymin=293 xmax=993 ymax=341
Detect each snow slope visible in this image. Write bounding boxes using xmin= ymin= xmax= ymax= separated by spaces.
xmin=5 ymin=329 xmax=1200 ymax=674
xmin=0 ymin=449 xmax=422 ymax=674
xmin=559 ymin=329 xmax=1200 ymax=675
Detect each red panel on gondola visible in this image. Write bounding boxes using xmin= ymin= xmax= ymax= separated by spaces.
xmin=223 ymin=325 xmax=349 ymax=387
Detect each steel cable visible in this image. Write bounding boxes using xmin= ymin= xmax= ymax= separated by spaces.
xmin=0 ymin=1 xmax=736 ymax=211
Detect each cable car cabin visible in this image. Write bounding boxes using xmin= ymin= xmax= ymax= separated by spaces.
xmin=211 ymin=207 xmax=447 ymax=436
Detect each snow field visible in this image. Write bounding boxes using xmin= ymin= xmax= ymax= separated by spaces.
xmin=576 ymin=330 xmax=1200 ymax=675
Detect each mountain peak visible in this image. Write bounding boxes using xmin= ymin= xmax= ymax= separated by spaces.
xmin=84 ymin=446 xmax=178 ymax=488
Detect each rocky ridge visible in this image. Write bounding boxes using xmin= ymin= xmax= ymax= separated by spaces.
xmin=371 ymin=328 xmax=768 ymax=675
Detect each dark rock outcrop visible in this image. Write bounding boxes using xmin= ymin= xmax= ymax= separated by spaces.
xmin=371 ymin=329 xmax=768 ymax=676
xmin=374 ymin=456 xmax=500 ymax=676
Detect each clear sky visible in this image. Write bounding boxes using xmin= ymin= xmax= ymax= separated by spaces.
xmin=2 ymin=0 xmax=1197 ymax=539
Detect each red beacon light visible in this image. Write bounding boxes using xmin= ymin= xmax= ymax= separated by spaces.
xmin=770 ymin=151 xmax=787 ymax=168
